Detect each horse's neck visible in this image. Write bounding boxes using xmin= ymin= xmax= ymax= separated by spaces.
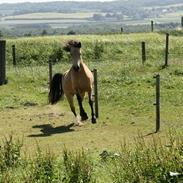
xmin=80 ymin=60 xmax=86 ymax=69
xmin=80 ymin=61 xmax=91 ymax=77
xmin=80 ymin=59 xmax=84 ymax=65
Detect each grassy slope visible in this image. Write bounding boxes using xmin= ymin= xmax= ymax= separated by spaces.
xmin=0 ymin=32 xmax=183 ymax=155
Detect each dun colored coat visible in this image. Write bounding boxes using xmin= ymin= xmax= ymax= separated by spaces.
xmin=49 ymin=40 xmax=96 ymax=125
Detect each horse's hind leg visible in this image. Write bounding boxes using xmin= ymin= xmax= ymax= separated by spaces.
xmin=76 ymin=93 xmax=88 ymax=121
xmin=88 ymin=90 xmax=96 ymax=124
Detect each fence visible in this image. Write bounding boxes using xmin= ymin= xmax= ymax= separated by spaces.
xmin=140 ymin=33 xmax=183 ymax=67
xmin=3 ymin=30 xmax=183 ymax=132
xmin=12 ymin=45 xmax=16 ymax=66
xmin=154 ymin=74 xmax=160 ymax=133
xmin=120 ymin=17 xmax=183 ymax=33
xmin=0 ymin=40 xmax=7 ymax=85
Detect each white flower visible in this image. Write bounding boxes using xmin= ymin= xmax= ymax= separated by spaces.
xmin=169 ymin=171 xmax=181 ymax=177
xmin=114 ymin=153 xmax=120 ymax=157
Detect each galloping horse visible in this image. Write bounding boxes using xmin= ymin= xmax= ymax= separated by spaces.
xmin=49 ymin=40 xmax=96 ymax=125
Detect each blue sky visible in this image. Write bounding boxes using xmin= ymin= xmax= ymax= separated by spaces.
xmin=1 ymin=0 xmax=114 ymax=3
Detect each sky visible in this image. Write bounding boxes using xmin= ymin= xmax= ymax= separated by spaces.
xmin=0 ymin=0 xmax=114 ymax=3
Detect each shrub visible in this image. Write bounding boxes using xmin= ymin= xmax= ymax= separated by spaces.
xmin=26 ymin=149 xmax=56 ymax=183
xmin=63 ymin=149 xmax=95 ymax=183
xmin=49 ymin=44 xmax=64 ymax=64
xmin=93 ymin=41 xmax=104 ymax=60
xmin=0 ymin=135 xmax=23 ymax=171
xmin=111 ymin=133 xmax=183 ymax=183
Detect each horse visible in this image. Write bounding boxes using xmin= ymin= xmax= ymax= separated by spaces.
xmin=48 ymin=40 xmax=96 ymax=125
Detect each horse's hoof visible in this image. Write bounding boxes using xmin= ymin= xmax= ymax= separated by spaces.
xmin=74 ymin=122 xmax=84 ymax=127
xmin=92 ymin=116 xmax=97 ymax=124
xmin=81 ymin=114 xmax=88 ymax=121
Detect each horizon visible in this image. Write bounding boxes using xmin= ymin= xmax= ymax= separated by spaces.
xmin=0 ymin=0 xmax=115 ymax=4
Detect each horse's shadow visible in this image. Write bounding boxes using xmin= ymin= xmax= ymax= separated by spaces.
xmin=28 ymin=123 xmax=75 ymax=137
xmin=143 ymin=131 xmax=158 ymax=137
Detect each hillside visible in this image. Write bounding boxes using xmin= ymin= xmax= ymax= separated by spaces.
xmin=0 ymin=0 xmax=182 ymax=36
xmin=0 ymin=0 xmax=183 ymax=17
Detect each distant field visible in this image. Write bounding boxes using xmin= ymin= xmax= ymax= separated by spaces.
xmin=163 ymin=11 xmax=183 ymax=18
xmin=153 ymin=11 xmax=183 ymax=24
xmin=3 ymin=12 xmax=96 ymax=19
xmin=0 ymin=12 xmax=97 ymax=28
xmin=144 ymin=3 xmax=183 ymax=9
xmin=0 ymin=11 xmax=182 ymax=30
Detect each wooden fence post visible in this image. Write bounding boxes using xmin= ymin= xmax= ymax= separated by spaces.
xmin=154 ymin=74 xmax=160 ymax=133
xmin=181 ymin=17 xmax=183 ymax=27
xmin=121 ymin=27 xmax=123 ymax=33
xmin=151 ymin=20 xmax=154 ymax=32
xmin=49 ymin=60 xmax=52 ymax=88
xmin=12 ymin=45 xmax=16 ymax=66
xmin=0 ymin=40 xmax=7 ymax=85
xmin=164 ymin=33 xmax=169 ymax=67
xmin=141 ymin=41 xmax=146 ymax=65
xmin=93 ymin=69 xmax=99 ymax=118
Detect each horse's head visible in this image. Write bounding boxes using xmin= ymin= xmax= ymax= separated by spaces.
xmin=63 ymin=40 xmax=82 ymax=71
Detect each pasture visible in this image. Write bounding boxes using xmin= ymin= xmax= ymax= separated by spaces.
xmin=0 ymin=11 xmax=182 ymax=30
xmin=0 ymin=32 xmax=183 ymax=182
xmin=0 ymin=12 xmax=97 ymax=29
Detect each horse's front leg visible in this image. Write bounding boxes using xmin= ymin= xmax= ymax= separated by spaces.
xmin=66 ymin=94 xmax=83 ymax=126
xmin=76 ymin=92 xmax=88 ymax=121
xmin=88 ymin=90 xmax=96 ymax=124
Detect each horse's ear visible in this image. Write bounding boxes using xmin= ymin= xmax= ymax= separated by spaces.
xmin=63 ymin=44 xmax=70 ymax=52
xmin=78 ymin=42 xmax=81 ymax=48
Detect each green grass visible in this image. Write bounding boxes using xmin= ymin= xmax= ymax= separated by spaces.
xmin=1 ymin=132 xmax=183 ymax=182
xmin=0 ymin=31 xmax=183 ymax=181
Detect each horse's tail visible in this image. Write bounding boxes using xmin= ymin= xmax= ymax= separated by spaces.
xmin=48 ymin=73 xmax=64 ymax=104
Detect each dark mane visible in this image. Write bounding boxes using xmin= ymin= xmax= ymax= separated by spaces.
xmin=63 ymin=40 xmax=81 ymax=52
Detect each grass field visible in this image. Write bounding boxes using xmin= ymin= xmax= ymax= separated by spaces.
xmin=0 ymin=12 xmax=95 ymax=28
xmin=1 ymin=32 xmax=183 ymax=151
xmin=0 ymin=32 xmax=183 ymax=182
xmin=4 ymin=12 xmax=96 ymax=19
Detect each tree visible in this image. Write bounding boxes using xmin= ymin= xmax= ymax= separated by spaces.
xmin=41 ymin=29 xmax=47 ymax=36
xmin=92 ymin=14 xmax=104 ymax=21
xmin=0 ymin=31 xmax=3 ymax=38
xmin=67 ymin=30 xmax=76 ymax=35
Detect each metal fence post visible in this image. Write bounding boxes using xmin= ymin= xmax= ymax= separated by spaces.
xmin=141 ymin=41 xmax=146 ymax=65
xmin=154 ymin=74 xmax=160 ymax=133
xmin=12 ymin=45 xmax=16 ymax=66
xmin=49 ymin=59 xmax=52 ymax=88
xmin=0 ymin=40 xmax=7 ymax=85
xmin=151 ymin=20 xmax=154 ymax=32
xmin=93 ymin=69 xmax=99 ymax=118
xmin=164 ymin=33 xmax=169 ymax=67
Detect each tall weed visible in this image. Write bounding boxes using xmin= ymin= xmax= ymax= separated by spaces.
xmin=63 ymin=148 xmax=95 ymax=183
